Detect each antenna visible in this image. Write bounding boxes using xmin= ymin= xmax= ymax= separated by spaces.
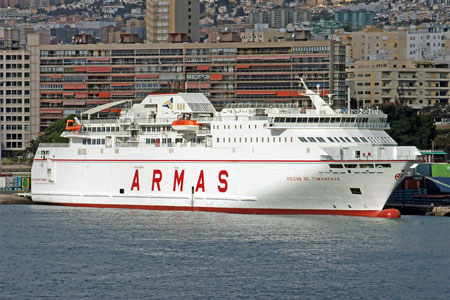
xmin=327 ymin=93 xmax=334 ymax=106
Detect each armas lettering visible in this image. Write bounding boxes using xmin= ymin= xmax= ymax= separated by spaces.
xmin=130 ymin=169 xmax=229 ymax=193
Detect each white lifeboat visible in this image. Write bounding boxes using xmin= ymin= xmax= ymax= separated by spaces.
xmin=171 ymin=119 xmax=200 ymax=132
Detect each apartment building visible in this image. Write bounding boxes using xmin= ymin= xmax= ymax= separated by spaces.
xmin=0 ymin=50 xmax=31 ymax=154
xmin=407 ymin=25 xmax=450 ymax=61
xmin=337 ymin=27 xmax=408 ymax=61
xmin=249 ymin=9 xmax=310 ymax=28
xmin=0 ymin=27 xmax=20 ymax=50
xmin=30 ymin=40 xmax=346 ymax=132
xmin=146 ymin=0 xmax=199 ymax=43
xmin=347 ymin=60 xmax=450 ymax=108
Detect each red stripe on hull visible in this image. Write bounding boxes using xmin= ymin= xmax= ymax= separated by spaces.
xmin=34 ymin=158 xmax=412 ymax=163
xmin=34 ymin=202 xmax=400 ymax=218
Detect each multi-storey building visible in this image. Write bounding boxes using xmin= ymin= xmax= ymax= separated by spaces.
xmin=293 ymin=10 xmax=310 ymax=24
xmin=269 ymin=9 xmax=291 ymax=29
xmin=407 ymin=25 xmax=450 ymax=61
xmin=249 ymin=11 xmax=270 ymax=26
xmin=0 ymin=49 xmax=31 ymax=154
xmin=146 ymin=0 xmax=199 ymax=43
xmin=0 ymin=27 xmax=20 ymax=50
xmin=337 ymin=27 xmax=408 ymax=61
xmin=347 ymin=60 xmax=450 ymax=108
xmin=333 ymin=8 xmax=374 ymax=30
xmin=30 ymin=40 xmax=346 ymax=132
xmin=249 ymin=9 xmax=309 ymax=28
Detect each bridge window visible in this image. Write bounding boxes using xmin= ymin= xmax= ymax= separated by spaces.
xmin=330 ymin=118 xmax=340 ymax=123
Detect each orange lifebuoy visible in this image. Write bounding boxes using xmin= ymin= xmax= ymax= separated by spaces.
xmin=66 ymin=120 xmax=82 ymax=131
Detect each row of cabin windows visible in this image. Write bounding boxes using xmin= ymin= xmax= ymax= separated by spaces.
xmin=274 ymin=117 xmax=383 ymax=124
xmin=82 ymin=138 xmax=105 ymax=145
xmin=87 ymin=126 xmax=120 ymax=132
xmin=145 ymin=138 xmax=185 ymax=144
xmin=211 ymin=118 xmax=385 ymax=130
xmin=329 ymin=164 xmax=391 ymax=169
xmin=212 ymin=124 xmax=258 ymax=130
xmin=217 ymin=136 xmax=294 ymax=143
xmin=298 ymin=136 xmax=394 ymax=144
xmin=142 ymin=126 xmax=173 ymax=132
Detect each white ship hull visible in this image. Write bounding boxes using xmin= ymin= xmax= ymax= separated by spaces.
xmin=31 ymin=146 xmax=414 ymax=217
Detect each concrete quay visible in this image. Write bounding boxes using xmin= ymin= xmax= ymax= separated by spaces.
xmin=0 ymin=192 xmax=33 ymax=205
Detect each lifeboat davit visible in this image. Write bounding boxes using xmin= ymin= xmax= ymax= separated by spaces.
xmin=66 ymin=119 xmax=82 ymax=131
xmin=171 ymin=119 xmax=200 ymax=132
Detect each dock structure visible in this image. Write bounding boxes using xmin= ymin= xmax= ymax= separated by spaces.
xmin=432 ymin=206 xmax=450 ymax=217
xmin=0 ymin=193 xmax=32 ymax=205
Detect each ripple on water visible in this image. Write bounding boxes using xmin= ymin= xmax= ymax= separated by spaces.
xmin=0 ymin=205 xmax=449 ymax=299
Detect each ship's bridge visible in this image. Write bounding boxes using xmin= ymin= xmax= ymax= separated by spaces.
xmin=268 ymin=110 xmax=389 ymax=129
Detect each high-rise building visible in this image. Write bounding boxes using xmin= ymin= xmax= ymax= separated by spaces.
xmin=0 ymin=27 xmax=33 ymax=154
xmin=0 ymin=50 xmax=31 ymax=154
xmin=249 ymin=11 xmax=270 ymax=26
xmin=146 ymin=0 xmax=199 ymax=43
xmin=334 ymin=9 xmax=374 ymax=30
xmin=269 ymin=9 xmax=291 ymax=29
xmin=250 ymin=9 xmax=309 ymax=28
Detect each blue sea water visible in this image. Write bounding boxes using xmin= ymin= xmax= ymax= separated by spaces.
xmin=0 ymin=205 xmax=449 ymax=300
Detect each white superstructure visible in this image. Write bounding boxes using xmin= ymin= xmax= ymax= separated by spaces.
xmin=31 ymin=81 xmax=421 ymax=217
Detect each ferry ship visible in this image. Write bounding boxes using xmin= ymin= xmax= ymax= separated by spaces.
xmin=31 ymin=80 xmax=421 ymax=218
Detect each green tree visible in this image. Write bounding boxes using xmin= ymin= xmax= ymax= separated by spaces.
xmin=23 ymin=116 xmax=72 ymax=157
xmin=381 ymin=106 xmax=436 ymax=149
xmin=39 ymin=116 xmax=72 ymax=144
